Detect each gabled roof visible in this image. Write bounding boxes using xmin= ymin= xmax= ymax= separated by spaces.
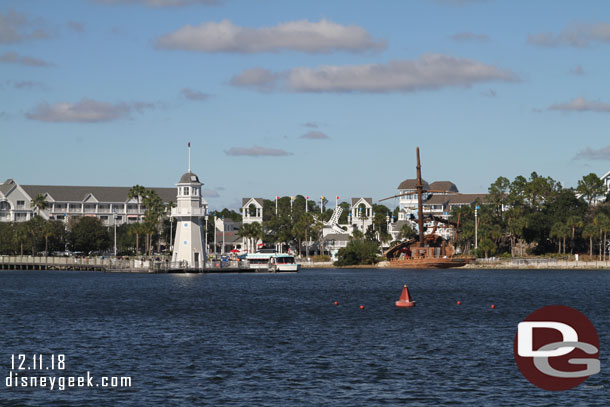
xmin=429 ymin=181 xmax=459 ymax=193
xmin=242 ymin=197 xmax=265 ymax=207
xmin=397 ymin=179 xmax=429 ymax=190
xmin=21 ymin=185 xmax=176 ymax=203
xmin=351 ymin=197 xmax=373 ymax=206
xmin=446 ymin=193 xmax=487 ymax=205
xmin=0 ymin=179 xmax=16 ymax=197
xmin=423 ymin=195 xmax=450 ymax=205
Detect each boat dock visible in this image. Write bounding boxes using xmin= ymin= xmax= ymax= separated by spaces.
xmin=0 ymin=255 xmax=265 ymax=273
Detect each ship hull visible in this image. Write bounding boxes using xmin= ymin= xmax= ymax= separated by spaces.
xmin=387 ymin=257 xmax=472 ymax=269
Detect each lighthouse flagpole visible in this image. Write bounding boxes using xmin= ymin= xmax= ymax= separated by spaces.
xmin=188 ymin=141 xmax=191 ymax=172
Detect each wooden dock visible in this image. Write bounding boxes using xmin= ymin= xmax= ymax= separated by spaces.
xmin=0 ymin=255 xmax=260 ymax=273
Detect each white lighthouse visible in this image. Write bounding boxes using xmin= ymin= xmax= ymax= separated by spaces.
xmin=171 ymin=143 xmax=208 ymax=269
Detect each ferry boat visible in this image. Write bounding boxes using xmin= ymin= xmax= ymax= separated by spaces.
xmin=245 ymin=252 xmax=301 ymax=272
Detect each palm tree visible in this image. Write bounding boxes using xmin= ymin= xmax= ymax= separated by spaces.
xmin=141 ymin=189 xmax=164 ymax=255
xmin=550 ymin=222 xmax=570 ymax=254
xmin=41 ymin=220 xmax=55 ymax=256
xmin=13 ymin=222 xmax=28 ymax=256
xmin=566 ymin=215 xmax=584 ymax=254
xmin=30 ymin=193 xmax=49 ymax=217
xmin=594 ymin=214 xmax=609 ymax=260
xmin=129 ymin=223 xmax=144 ymax=255
xmin=166 ymin=201 xmax=176 ymax=250
xmin=582 ymin=224 xmax=597 ymax=258
xmin=238 ymin=222 xmax=254 ymax=253
xmin=128 ymin=185 xmax=146 ymax=216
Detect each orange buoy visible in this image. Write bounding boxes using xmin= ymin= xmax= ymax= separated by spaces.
xmin=360 ymin=305 xmax=365 ymax=310
xmin=457 ymin=300 xmax=461 ymax=305
xmin=395 ymin=285 xmax=416 ymax=308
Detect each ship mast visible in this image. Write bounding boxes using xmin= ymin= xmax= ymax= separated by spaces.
xmin=416 ymin=147 xmax=424 ymax=244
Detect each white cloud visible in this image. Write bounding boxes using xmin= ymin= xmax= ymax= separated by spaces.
xmin=5 ymin=80 xmax=46 ymax=90
xmin=574 ymin=146 xmax=610 ymax=160
xmin=202 ymin=189 xmax=219 ymax=198
xmin=181 ymin=88 xmax=209 ymax=101
xmin=96 ymin=0 xmax=219 ymax=7
xmin=229 ymin=68 xmax=282 ymax=92
xmin=224 ymin=146 xmax=293 ymax=157
xmin=67 ymin=21 xmax=85 ymax=33
xmin=231 ymin=54 xmax=518 ymax=93
xmin=0 ymin=9 xmax=50 ymax=44
xmin=156 ymin=19 xmax=386 ymax=53
xmin=451 ymin=32 xmax=489 ymax=42
xmin=528 ymin=22 xmax=610 ymax=47
xmin=0 ymin=51 xmax=52 ymax=67
xmin=26 ymin=98 xmax=156 ymax=122
xmin=548 ymin=97 xmax=610 ymax=113
xmin=301 ymin=131 xmax=329 ymax=140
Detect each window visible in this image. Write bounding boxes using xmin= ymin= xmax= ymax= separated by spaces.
xmin=17 ymin=200 xmax=25 ymax=208
xmin=184 ymin=187 xmax=189 ymax=196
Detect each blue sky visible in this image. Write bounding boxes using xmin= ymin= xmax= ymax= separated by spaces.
xmin=2 ymin=0 xmax=610 ymax=211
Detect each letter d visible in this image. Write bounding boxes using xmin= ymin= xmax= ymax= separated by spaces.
xmin=518 ymin=321 xmax=577 ymax=357
xmin=5 ymin=371 xmax=13 ymax=387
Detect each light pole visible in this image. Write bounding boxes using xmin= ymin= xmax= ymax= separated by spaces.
xmin=221 ymin=215 xmax=225 ymax=255
xmin=204 ymin=215 xmax=208 ymax=258
xmin=113 ymin=210 xmax=117 ymax=257
xmin=213 ymin=212 xmax=217 ymax=256
xmin=474 ymin=205 xmax=480 ymax=250
xmin=169 ymin=212 xmax=173 ymax=253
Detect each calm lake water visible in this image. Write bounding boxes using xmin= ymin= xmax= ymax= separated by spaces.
xmin=0 ymin=268 xmax=609 ymax=406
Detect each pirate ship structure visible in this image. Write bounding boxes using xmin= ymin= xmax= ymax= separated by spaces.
xmin=380 ymin=147 xmax=472 ymax=269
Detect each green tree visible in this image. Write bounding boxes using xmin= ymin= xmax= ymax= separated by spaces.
xmin=566 ymin=215 xmax=584 ymax=253
xmin=550 ymin=222 xmax=570 ymax=254
xmin=398 ymin=222 xmax=416 ymax=240
xmin=335 ymin=238 xmax=380 ymax=266
xmin=30 ymin=193 xmax=49 ymax=217
xmin=594 ymin=213 xmax=610 ymax=260
xmin=142 ymin=189 xmax=165 ymax=255
xmin=582 ymin=224 xmax=597 ymax=258
xmin=129 ymin=222 xmax=144 ymax=255
xmin=13 ymin=222 xmax=28 ymax=255
xmin=68 ymin=217 xmax=110 ymax=253
xmin=488 ymin=176 xmax=510 ymax=218
xmin=478 ymin=237 xmax=496 ymax=259
xmin=577 ymin=173 xmax=605 ymax=206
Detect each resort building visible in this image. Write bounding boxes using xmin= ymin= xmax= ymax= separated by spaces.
xmin=391 ymin=178 xmax=487 ymax=241
xmin=241 ymin=198 xmax=264 ymax=225
xmin=0 ymin=178 xmax=175 ymax=226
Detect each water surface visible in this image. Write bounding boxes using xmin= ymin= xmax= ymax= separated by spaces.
xmin=0 ymin=268 xmax=609 ymax=406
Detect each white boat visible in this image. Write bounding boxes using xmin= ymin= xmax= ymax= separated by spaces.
xmin=245 ymin=252 xmax=300 ymax=272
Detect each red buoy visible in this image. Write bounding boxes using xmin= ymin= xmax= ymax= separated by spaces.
xmin=395 ymin=285 xmax=416 ymax=308
xmin=457 ymin=301 xmax=462 ymax=305
xmin=333 ymin=301 xmax=339 ymax=306
xmin=490 ymin=304 xmax=495 ymax=309
xmin=360 ymin=305 xmax=365 ymax=310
